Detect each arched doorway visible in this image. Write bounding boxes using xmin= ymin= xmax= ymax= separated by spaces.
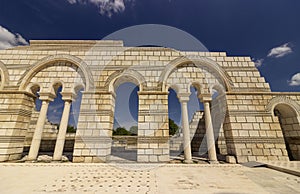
xmin=111 ymin=82 xmax=139 ymax=162
xmin=20 ymin=58 xmax=88 ymax=162
xmin=273 ymin=103 xmax=300 ymax=160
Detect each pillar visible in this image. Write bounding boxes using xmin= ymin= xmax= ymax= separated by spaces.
xmin=53 ymin=92 xmax=75 ymax=161
xmin=178 ymin=93 xmax=193 ymax=163
xmin=28 ymin=93 xmax=54 ymax=161
xmin=137 ymin=91 xmax=169 ymax=163
xmin=73 ymin=91 xmax=114 ymax=163
xmin=201 ymin=94 xmax=218 ymax=163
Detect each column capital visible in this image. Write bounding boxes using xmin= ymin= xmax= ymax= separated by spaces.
xmin=38 ymin=92 xmax=55 ymax=102
xmin=61 ymin=92 xmax=77 ymax=102
xmin=199 ymin=94 xmax=212 ymax=102
xmin=177 ymin=92 xmax=191 ymax=103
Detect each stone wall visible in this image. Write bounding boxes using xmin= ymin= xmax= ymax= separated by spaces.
xmin=137 ymin=92 xmax=169 ymax=162
xmin=224 ymin=93 xmax=300 ymax=163
xmin=0 ymin=92 xmax=34 ymax=161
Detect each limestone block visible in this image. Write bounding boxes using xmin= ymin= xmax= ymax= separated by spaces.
xmin=158 ymin=155 xmax=169 ymax=162
xmin=225 ymin=155 xmax=236 ymax=164
xmin=252 ymin=149 xmax=263 ymax=155
xmin=138 ymin=155 xmax=149 ymax=162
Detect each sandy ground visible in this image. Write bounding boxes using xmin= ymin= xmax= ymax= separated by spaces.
xmin=0 ymin=163 xmax=299 ymax=194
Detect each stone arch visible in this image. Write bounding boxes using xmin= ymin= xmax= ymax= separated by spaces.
xmin=167 ymin=83 xmax=182 ymax=94
xmin=190 ymin=82 xmax=201 ymax=94
xmin=18 ymin=54 xmax=94 ymax=91
xmin=187 ymin=81 xmax=200 ymax=95
xmin=105 ymin=68 xmax=146 ymax=93
xmin=210 ymin=84 xmax=226 ymax=96
xmin=159 ymin=56 xmax=233 ymax=92
xmin=49 ymin=79 xmax=64 ymax=96
xmin=266 ymin=96 xmax=300 ymax=117
xmin=72 ymin=83 xmax=85 ymax=95
xmin=0 ymin=61 xmax=9 ymax=90
xmin=25 ymin=82 xmax=42 ymax=96
xmin=268 ymin=96 xmax=300 ymax=160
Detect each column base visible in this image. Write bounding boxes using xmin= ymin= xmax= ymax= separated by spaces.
xmin=25 ymin=156 xmax=37 ymax=162
xmin=208 ymin=160 xmax=219 ymax=164
xmin=183 ymin=159 xmax=193 ymax=164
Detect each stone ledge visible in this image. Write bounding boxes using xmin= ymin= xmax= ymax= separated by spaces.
xmin=29 ymin=40 xmax=124 ymax=47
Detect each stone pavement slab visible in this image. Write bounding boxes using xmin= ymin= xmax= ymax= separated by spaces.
xmin=0 ymin=163 xmax=299 ymax=194
xmin=259 ymin=161 xmax=300 ymax=177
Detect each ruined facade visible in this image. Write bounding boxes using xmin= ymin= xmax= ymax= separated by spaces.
xmin=0 ymin=40 xmax=299 ymax=163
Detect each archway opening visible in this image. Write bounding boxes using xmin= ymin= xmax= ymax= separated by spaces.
xmin=39 ymin=85 xmax=64 ymax=158
xmin=23 ymin=84 xmax=41 ymax=156
xmin=274 ymin=104 xmax=300 ymax=160
xmin=168 ymin=88 xmax=182 ymax=159
xmin=210 ymin=87 xmax=228 ymax=161
xmin=188 ymin=86 xmax=206 ymax=159
xmin=111 ymin=82 xmax=139 ymax=162
xmin=168 ymin=86 xmax=206 ymax=162
xmin=63 ymin=88 xmax=84 ymax=161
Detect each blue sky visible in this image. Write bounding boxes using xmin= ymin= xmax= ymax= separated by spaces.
xmin=1 ymin=0 xmax=299 ymax=128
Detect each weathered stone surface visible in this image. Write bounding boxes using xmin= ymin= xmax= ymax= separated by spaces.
xmin=37 ymin=155 xmax=52 ymax=162
xmin=226 ymin=155 xmax=237 ymax=164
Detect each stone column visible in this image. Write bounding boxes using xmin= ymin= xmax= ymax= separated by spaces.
xmin=53 ymin=92 xmax=76 ymax=161
xmin=28 ymin=93 xmax=54 ymax=161
xmin=200 ymin=94 xmax=218 ymax=163
xmin=178 ymin=93 xmax=193 ymax=163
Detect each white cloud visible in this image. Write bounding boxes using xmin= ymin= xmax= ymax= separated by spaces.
xmin=267 ymin=43 xmax=292 ymax=58
xmin=67 ymin=0 xmax=77 ymax=3
xmin=0 ymin=25 xmax=28 ymax=50
xmin=253 ymin=58 xmax=264 ymax=67
xmin=289 ymin=73 xmax=300 ymax=86
xmin=67 ymin=0 xmax=133 ymax=17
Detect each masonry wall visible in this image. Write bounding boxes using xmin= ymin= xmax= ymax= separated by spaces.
xmin=73 ymin=92 xmax=114 ymax=163
xmin=225 ymin=93 xmax=300 ymax=162
xmin=0 ymin=92 xmax=34 ymax=161
xmin=137 ymin=91 xmax=169 ymax=162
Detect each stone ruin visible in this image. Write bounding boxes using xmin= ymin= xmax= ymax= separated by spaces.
xmin=0 ymin=40 xmax=299 ymax=163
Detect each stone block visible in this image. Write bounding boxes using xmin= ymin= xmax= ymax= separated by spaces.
xmin=270 ymin=149 xmax=283 ymax=156
xmin=149 ymin=155 xmax=158 ymax=162
xmin=158 ymin=155 xmax=169 ymax=162
xmin=73 ymin=156 xmax=85 ymax=163
xmin=84 ymin=157 xmax=93 ymax=163
xmin=92 ymin=157 xmax=105 ymax=163
xmin=138 ymin=155 xmax=149 ymax=162
xmin=236 ymin=156 xmax=248 ymax=163
xmin=225 ymin=155 xmax=236 ymax=164
xmin=252 ymin=148 xmax=263 ymax=156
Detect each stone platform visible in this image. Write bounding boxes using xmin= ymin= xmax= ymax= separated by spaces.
xmin=0 ymin=163 xmax=299 ymax=193
xmin=260 ymin=161 xmax=300 ymax=177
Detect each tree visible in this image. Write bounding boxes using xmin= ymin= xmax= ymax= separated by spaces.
xmin=169 ymin=119 xmax=179 ymax=136
xmin=67 ymin=125 xmax=77 ymax=133
xmin=113 ymin=127 xmax=131 ymax=136
xmin=129 ymin=126 xmax=138 ymax=136
xmin=55 ymin=124 xmax=77 ymax=133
